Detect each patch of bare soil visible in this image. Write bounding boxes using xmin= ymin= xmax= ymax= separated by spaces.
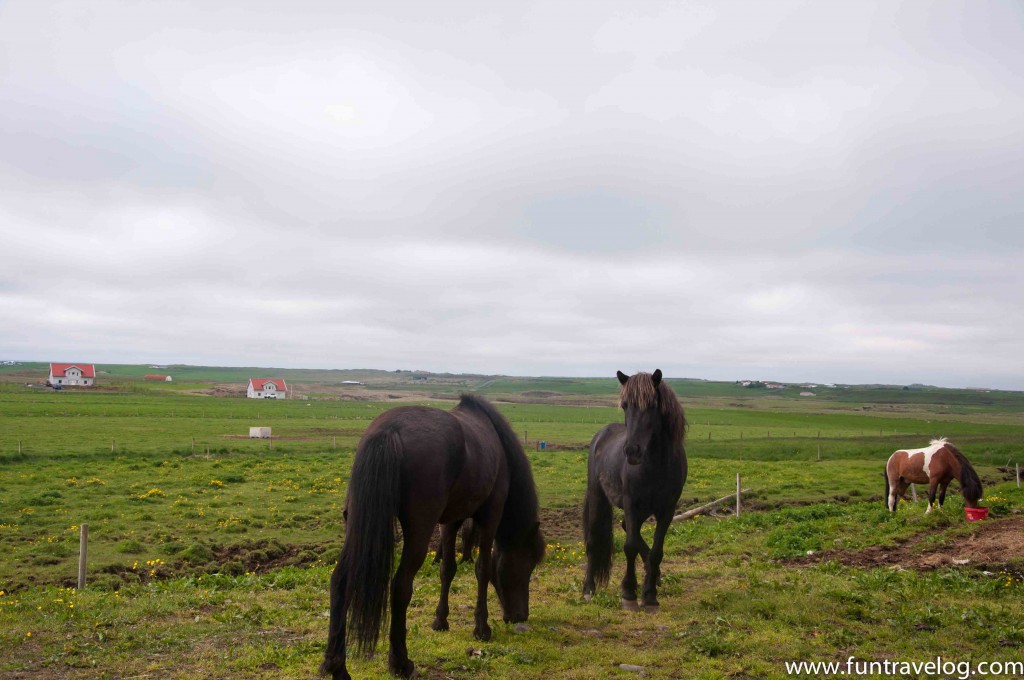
xmin=196 ymin=383 xmax=245 ymax=397
xmin=789 ymin=517 xmax=1024 ymax=574
xmin=78 ymin=539 xmax=336 ymax=589
xmin=540 ymin=505 xmax=582 ymax=544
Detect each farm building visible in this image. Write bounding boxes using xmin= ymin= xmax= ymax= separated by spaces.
xmin=144 ymin=375 xmax=173 ymax=382
xmin=48 ymin=363 xmax=95 ymax=387
xmin=247 ymin=378 xmax=288 ymax=399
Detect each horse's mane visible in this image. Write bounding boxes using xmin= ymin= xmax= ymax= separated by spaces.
xmin=619 ymin=373 xmax=688 ymax=448
xmin=457 ymin=395 xmax=544 ymax=557
xmin=930 ymin=437 xmax=949 ymax=447
xmin=941 ymin=440 xmax=983 ymax=503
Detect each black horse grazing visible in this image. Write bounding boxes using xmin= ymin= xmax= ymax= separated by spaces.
xmin=582 ymin=370 xmax=687 ymax=611
xmin=321 ymin=395 xmax=545 ymax=680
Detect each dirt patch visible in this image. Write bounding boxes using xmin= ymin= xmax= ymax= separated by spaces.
xmin=789 ymin=517 xmax=1024 ymax=574
xmin=996 ymin=466 xmax=1021 ymax=483
xmin=73 ymin=539 xmax=337 ymax=589
xmin=540 ymin=505 xmax=582 ymax=544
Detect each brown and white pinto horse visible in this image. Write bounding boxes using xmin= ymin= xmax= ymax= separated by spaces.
xmin=885 ymin=438 xmax=982 ymax=513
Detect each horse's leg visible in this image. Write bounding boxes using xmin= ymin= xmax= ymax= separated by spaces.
xmin=472 ymin=527 xmax=497 ymax=641
xmin=320 ymin=556 xmax=352 ymax=680
xmin=886 ymin=473 xmax=898 ymax=512
xmin=387 ymin=523 xmax=431 ymax=679
xmin=938 ymin=480 xmax=950 ymax=509
xmin=890 ymin=479 xmax=909 ymax=512
xmin=926 ymin=480 xmax=939 ymax=513
xmin=431 ymin=524 xmax=443 ymax=564
xmin=619 ymin=507 xmax=643 ymax=610
xmin=641 ymin=510 xmax=672 ymax=612
xmin=633 ymin=526 xmax=654 ymax=585
xmin=459 ymin=520 xmax=476 ymax=564
xmin=632 ymin=519 xmax=651 ymax=563
xmin=432 ymin=522 xmax=460 ymax=632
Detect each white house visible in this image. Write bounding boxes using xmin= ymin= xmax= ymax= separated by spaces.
xmin=247 ymin=378 xmax=288 ymax=399
xmin=48 ymin=363 xmax=96 ymax=386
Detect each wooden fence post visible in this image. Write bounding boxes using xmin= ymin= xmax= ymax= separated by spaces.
xmin=911 ymin=484 xmax=918 ymax=502
xmin=672 ymin=489 xmax=752 ymax=522
xmin=735 ymin=473 xmax=741 ymax=517
xmin=1017 ymin=463 xmax=1021 ymax=489
xmin=78 ymin=524 xmax=88 ymax=590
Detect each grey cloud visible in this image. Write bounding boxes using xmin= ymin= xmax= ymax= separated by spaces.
xmin=1 ymin=0 xmax=1022 ymax=389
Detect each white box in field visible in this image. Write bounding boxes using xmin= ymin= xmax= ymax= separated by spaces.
xmin=249 ymin=427 xmax=272 ymax=439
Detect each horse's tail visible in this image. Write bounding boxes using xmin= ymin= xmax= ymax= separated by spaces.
xmin=583 ymin=485 xmax=613 ymax=586
xmin=948 ymin=444 xmax=983 ymax=504
xmin=338 ymin=426 xmax=403 ymax=658
xmin=884 ymin=467 xmax=891 ymax=510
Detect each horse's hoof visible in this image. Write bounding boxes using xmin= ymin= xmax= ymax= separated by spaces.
xmin=388 ymin=657 xmax=415 ymax=678
xmin=642 ymin=603 xmax=660 ymax=613
xmin=474 ymin=624 xmax=492 ymax=641
xmin=431 ymin=618 xmax=449 ymax=632
xmin=620 ymin=598 xmax=640 ymax=612
xmin=582 ymin=592 xmax=593 ymax=603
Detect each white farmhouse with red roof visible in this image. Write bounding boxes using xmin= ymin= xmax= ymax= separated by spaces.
xmin=247 ymin=378 xmax=288 ymax=399
xmin=48 ymin=363 xmax=96 ymax=387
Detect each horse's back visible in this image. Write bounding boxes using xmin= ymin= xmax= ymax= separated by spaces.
xmin=887 ymin=442 xmax=949 ymax=484
xmin=362 ymin=406 xmax=467 ymax=511
xmin=589 ymin=423 xmax=625 ymax=461
xmin=441 ymin=405 xmax=508 ymax=522
xmin=586 ymin=423 xmax=627 ymax=505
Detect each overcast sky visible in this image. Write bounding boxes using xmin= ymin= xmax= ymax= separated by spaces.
xmin=2 ymin=1 xmax=1023 ymax=389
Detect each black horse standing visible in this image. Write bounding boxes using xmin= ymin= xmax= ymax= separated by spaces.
xmin=582 ymin=369 xmax=687 ymax=611
xmin=321 ymin=395 xmax=545 ymax=679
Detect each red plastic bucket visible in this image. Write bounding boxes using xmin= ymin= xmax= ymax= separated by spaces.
xmin=965 ymin=507 xmax=989 ymax=522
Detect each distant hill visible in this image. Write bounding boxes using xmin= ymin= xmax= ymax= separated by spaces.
xmin=1 ymin=362 xmax=1021 ymax=409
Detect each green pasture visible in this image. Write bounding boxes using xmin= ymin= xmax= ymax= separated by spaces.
xmin=4 ymin=384 xmax=1023 ymax=461
xmin=1 ymin=384 xmax=1023 ymax=677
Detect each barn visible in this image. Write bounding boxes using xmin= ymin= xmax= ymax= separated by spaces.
xmin=247 ymin=378 xmax=288 ymax=399
xmin=48 ymin=363 xmax=96 ymax=387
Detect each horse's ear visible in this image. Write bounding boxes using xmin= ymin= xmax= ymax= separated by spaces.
xmin=617 ymin=371 xmax=629 ymax=385
xmin=652 ymin=369 xmax=662 ymax=386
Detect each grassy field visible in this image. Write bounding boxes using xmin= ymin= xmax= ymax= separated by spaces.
xmin=1 ymin=377 xmax=1023 ymax=678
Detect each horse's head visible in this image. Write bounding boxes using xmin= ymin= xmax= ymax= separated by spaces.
xmin=617 ymin=369 xmax=664 ymax=465
xmin=491 ymin=521 xmax=545 ymax=623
